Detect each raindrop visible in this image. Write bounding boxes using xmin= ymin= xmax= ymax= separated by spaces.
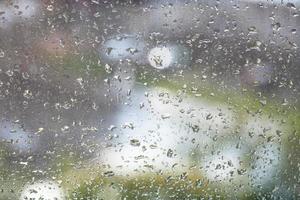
xmin=23 ymin=90 xmax=32 ymax=99
xmin=148 ymin=47 xmax=173 ymax=69
xmin=130 ymin=139 xmax=141 ymax=146
xmin=104 ymin=64 xmax=112 ymax=74
xmin=103 ymin=171 xmax=115 ymax=177
xmin=167 ymin=149 xmax=174 ymax=157
xmin=47 ymin=5 xmax=54 ymax=11
xmin=0 ymin=49 xmax=4 ymax=58
xmin=61 ymin=125 xmax=70 ymax=133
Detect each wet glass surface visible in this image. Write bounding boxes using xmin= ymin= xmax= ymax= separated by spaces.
xmin=0 ymin=0 xmax=299 ymax=199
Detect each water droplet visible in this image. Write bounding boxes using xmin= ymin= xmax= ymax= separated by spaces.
xmin=5 ymin=70 xmax=13 ymax=77
xmin=161 ymin=114 xmax=171 ymax=119
xmin=47 ymin=5 xmax=54 ymax=11
xmin=122 ymin=122 xmax=134 ymax=129
xmin=206 ymin=114 xmax=213 ymax=120
xmin=237 ymin=169 xmax=247 ymax=175
xmin=61 ymin=126 xmax=70 ymax=133
xmin=108 ymin=125 xmax=117 ymax=131
xmin=130 ymin=139 xmax=140 ymax=146
xmin=191 ymin=124 xmax=199 ymax=133
xmin=259 ymin=100 xmax=267 ymax=106
xmin=195 ymin=179 xmax=203 ymax=188
xmin=104 ymin=64 xmax=112 ymax=74
xmin=0 ymin=49 xmax=5 ymax=58
xmin=23 ymin=90 xmax=32 ymax=99
xmin=148 ymin=47 xmax=173 ymax=69
xmin=22 ymin=72 xmax=30 ymax=79
xmin=103 ymin=171 xmax=115 ymax=177
xmin=167 ymin=149 xmax=174 ymax=157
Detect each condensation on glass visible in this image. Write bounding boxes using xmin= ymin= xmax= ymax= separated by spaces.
xmin=0 ymin=0 xmax=299 ymax=199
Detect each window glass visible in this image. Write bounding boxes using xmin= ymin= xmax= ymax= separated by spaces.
xmin=0 ymin=0 xmax=299 ymax=199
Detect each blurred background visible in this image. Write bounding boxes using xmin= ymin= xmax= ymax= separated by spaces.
xmin=0 ymin=0 xmax=299 ymax=199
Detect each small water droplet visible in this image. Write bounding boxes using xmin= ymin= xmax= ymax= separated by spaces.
xmin=167 ymin=149 xmax=174 ymax=157
xmin=61 ymin=125 xmax=70 ymax=133
xmin=22 ymin=72 xmax=30 ymax=79
xmin=104 ymin=64 xmax=112 ymax=74
xmin=108 ymin=125 xmax=117 ymax=131
xmin=122 ymin=122 xmax=134 ymax=129
xmin=103 ymin=171 xmax=115 ymax=177
xmin=206 ymin=114 xmax=213 ymax=120
xmin=161 ymin=114 xmax=171 ymax=119
xmin=130 ymin=139 xmax=140 ymax=146
xmin=6 ymin=70 xmax=14 ymax=77
xmin=0 ymin=49 xmax=5 ymax=58
xmin=23 ymin=90 xmax=32 ymax=99
xmin=47 ymin=5 xmax=54 ymax=11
